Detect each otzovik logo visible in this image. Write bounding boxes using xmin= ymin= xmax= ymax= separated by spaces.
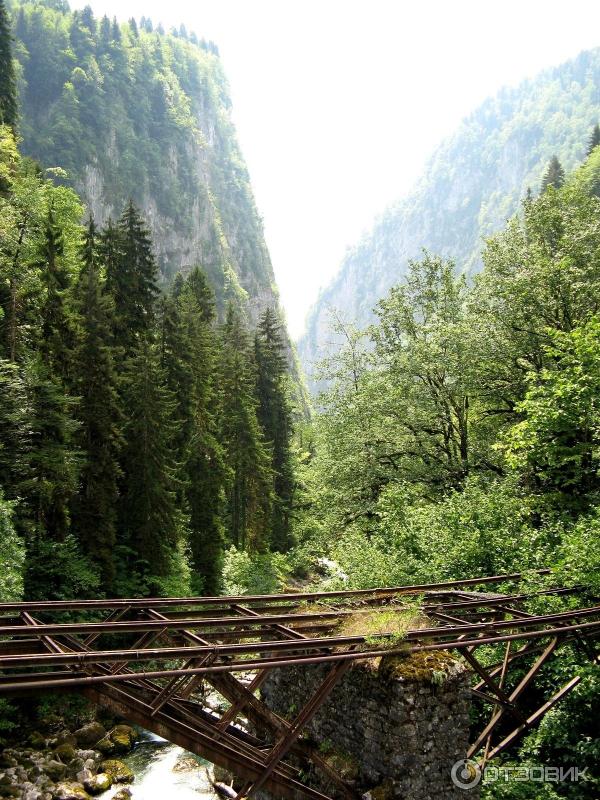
xmin=451 ymin=759 xmax=482 ymax=790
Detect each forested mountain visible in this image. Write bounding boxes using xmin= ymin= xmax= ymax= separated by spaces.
xmin=0 ymin=0 xmax=298 ymax=603
xmin=8 ymin=0 xmax=276 ymax=321
xmin=299 ymin=47 xmax=600 ymax=386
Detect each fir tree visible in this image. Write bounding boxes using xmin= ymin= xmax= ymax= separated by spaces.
xmin=105 ymin=202 xmax=159 ymax=352
xmin=587 ymin=123 xmax=600 ymax=157
xmin=255 ymin=308 xmax=295 ymax=552
xmin=220 ymin=306 xmax=272 ymax=551
xmin=38 ymin=205 xmax=73 ymax=380
xmin=540 ymin=155 xmax=565 ymax=192
xmin=71 ymin=219 xmax=122 ymax=590
xmin=159 ymin=268 xmax=226 ymax=594
xmin=0 ymin=0 xmax=18 ymax=129
xmin=118 ymin=341 xmax=186 ymax=593
xmin=20 ymin=357 xmax=83 ymax=599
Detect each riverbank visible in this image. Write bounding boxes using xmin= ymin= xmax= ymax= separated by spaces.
xmin=0 ymin=721 xmax=138 ymax=800
xmin=0 ymin=721 xmax=223 ymax=800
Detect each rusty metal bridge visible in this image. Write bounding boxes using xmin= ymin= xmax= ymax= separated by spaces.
xmin=0 ymin=571 xmax=598 ymax=800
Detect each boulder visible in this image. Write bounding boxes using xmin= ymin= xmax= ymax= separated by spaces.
xmin=53 ymin=745 xmax=77 ymax=764
xmin=44 ymin=761 xmax=67 ymax=781
xmin=52 ymin=782 xmax=91 ymax=800
xmin=98 ymin=760 xmax=134 ymax=784
xmin=28 ymin=732 xmax=47 ymax=751
xmin=107 ymin=726 xmax=136 ymax=754
xmin=83 ymin=773 xmax=112 ymax=795
xmin=96 ymin=726 xmax=136 ymax=756
xmin=73 ymin=724 xmax=106 ymax=750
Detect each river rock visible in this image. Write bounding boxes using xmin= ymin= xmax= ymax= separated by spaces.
xmin=53 ymin=782 xmax=91 ymax=800
xmin=173 ymin=755 xmax=199 ymax=772
xmin=83 ymin=773 xmax=112 ymax=795
xmin=44 ymin=760 xmax=67 ymax=781
xmin=98 ymin=760 xmax=134 ymax=784
xmin=73 ymin=724 xmax=105 ymax=750
xmin=112 ymin=790 xmax=132 ymax=800
xmin=28 ymin=732 xmax=47 ymax=751
xmin=95 ymin=725 xmax=136 ymax=757
xmin=54 ymin=744 xmax=77 ymax=764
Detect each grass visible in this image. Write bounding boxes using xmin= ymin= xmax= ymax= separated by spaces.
xmin=335 ymin=604 xmax=424 ymax=648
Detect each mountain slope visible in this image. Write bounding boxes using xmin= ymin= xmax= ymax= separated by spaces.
xmin=10 ymin=0 xmax=276 ymax=322
xmin=298 ymin=47 xmax=600 ymax=387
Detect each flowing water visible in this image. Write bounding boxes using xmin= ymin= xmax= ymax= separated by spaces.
xmin=104 ymin=729 xmax=222 ymax=800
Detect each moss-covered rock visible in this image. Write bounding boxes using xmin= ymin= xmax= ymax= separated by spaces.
xmin=99 ymin=759 xmax=134 ymax=784
xmin=45 ymin=759 xmax=68 ymax=780
xmin=83 ymin=772 xmax=113 ymax=795
xmin=28 ymin=730 xmax=47 ymax=750
xmin=378 ymin=649 xmax=457 ymax=683
xmin=54 ymin=743 xmax=78 ymax=763
xmin=108 ymin=725 xmax=137 ymax=753
xmin=53 ymin=781 xmax=91 ymax=800
xmin=112 ymin=790 xmax=132 ymax=800
xmin=74 ymin=722 xmax=106 ymax=748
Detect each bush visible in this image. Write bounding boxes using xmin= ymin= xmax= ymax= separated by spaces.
xmin=0 ymin=489 xmax=24 ymax=602
xmin=222 ymin=546 xmax=291 ymax=595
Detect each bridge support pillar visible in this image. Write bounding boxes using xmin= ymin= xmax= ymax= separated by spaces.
xmin=258 ymin=651 xmax=474 ymax=800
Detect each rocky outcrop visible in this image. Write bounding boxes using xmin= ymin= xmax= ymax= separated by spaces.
xmin=298 ymin=47 xmax=600 ymax=391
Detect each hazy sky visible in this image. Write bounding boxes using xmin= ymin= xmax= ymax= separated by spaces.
xmin=72 ymin=0 xmax=600 ymax=338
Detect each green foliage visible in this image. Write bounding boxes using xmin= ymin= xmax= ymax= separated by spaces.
xmin=222 ymin=545 xmax=291 ymax=596
xmin=0 ymin=487 xmax=24 ymax=601
xmin=540 ymin=155 xmax=565 ymax=192
xmin=0 ymin=0 xmax=17 ymax=128
xmin=297 ymin=158 xmax=600 ymax=795
xmin=220 ymin=305 xmax=273 ymax=552
xmin=255 ymin=307 xmax=295 ymax=552
xmin=504 ymin=319 xmax=600 ymax=513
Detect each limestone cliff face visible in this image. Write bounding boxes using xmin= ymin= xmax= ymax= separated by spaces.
xmin=12 ymin=0 xmax=278 ymax=325
xmin=298 ymin=48 xmax=600 ymax=390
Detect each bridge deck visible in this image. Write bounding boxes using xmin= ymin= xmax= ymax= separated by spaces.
xmin=0 ymin=571 xmax=598 ymax=800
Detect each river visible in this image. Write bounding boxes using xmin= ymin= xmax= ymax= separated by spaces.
xmin=104 ymin=729 xmax=222 ymax=800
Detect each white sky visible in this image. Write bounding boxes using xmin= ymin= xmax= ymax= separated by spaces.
xmin=71 ymin=0 xmax=600 ymax=338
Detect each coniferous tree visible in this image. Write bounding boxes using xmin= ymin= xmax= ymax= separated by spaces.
xmin=220 ymin=305 xmax=272 ymax=551
xmin=38 ymin=205 xmax=73 ymax=380
xmin=159 ymin=268 xmax=226 ymax=594
xmin=118 ymin=341 xmax=186 ymax=593
xmin=540 ymin=155 xmax=565 ymax=192
xmin=255 ymin=308 xmax=295 ymax=552
xmin=181 ymin=270 xmax=226 ymax=593
xmin=105 ymin=203 xmax=158 ymax=352
xmin=587 ymin=123 xmax=600 ymax=157
xmin=0 ymin=0 xmax=18 ymax=129
xmin=71 ymin=219 xmax=122 ymax=590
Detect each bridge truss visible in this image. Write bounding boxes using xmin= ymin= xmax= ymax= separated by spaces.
xmin=0 ymin=572 xmax=598 ymax=800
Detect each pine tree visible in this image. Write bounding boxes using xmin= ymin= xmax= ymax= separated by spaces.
xmin=587 ymin=124 xmax=600 ymax=157
xmin=118 ymin=341 xmax=186 ymax=593
xmin=220 ymin=306 xmax=272 ymax=551
xmin=540 ymin=155 xmax=565 ymax=193
xmin=255 ymin=308 xmax=295 ymax=552
xmin=71 ymin=219 xmax=122 ymax=590
xmin=0 ymin=0 xmax=18 ymax=129
xmin=104 ymin=203 xmax=159 ymax=352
